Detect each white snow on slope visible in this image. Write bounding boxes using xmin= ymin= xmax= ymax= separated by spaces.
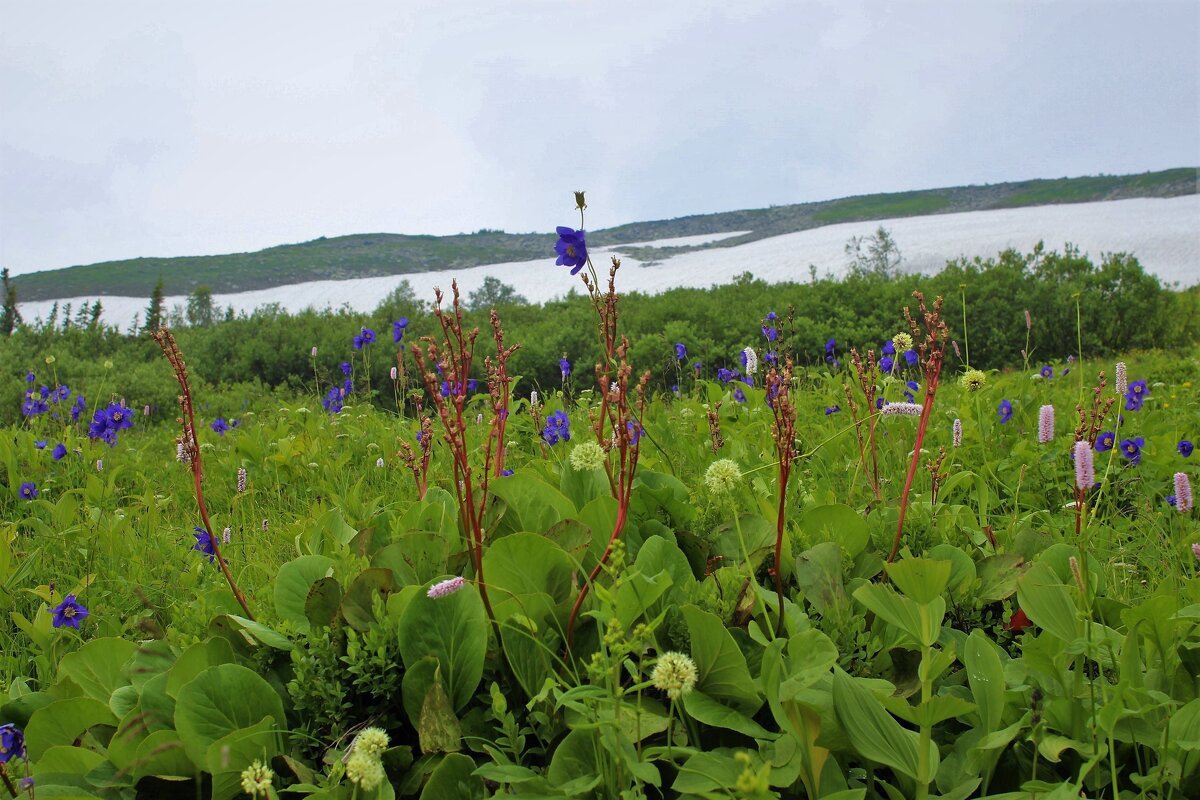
xmin=20 ymin=196 xmax=1199 ymax=331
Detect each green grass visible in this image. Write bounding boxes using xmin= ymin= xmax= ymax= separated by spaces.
xmin=812 ymin=192 xmax=952 ymax=223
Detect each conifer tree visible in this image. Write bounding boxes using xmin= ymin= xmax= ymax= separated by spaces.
xmin=0 ymin=267 xmax=21 ymax=336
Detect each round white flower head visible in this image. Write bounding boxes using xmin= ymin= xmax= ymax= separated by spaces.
xmin=892 ymin=332 xmax=914 ymax=353
xmin=704 ymin=459 xmax=742 ymax=495
xmin=652 ymin=651 xmax=699 ymax=700
xmin=345 ymin=751 xmax=385 ymax=791
xmin=240 ymin=760 xmax=274 ymax=798
xmin=376 ymin=457 xmax=385 ymax=468
xmin=960 ymin=369 xmax=986 ymax=392
xmin=428 ymin=576 xmax=466 ymax=599
xmin=881 ymin=402 xmax=923 ymax=417
xmin=354 ymin=727 xmax=390 ymax=758
xmin=742 ymin=347 xmax=758 ymax=375
xmin=570 ymin=441 xmax=607 ymax=472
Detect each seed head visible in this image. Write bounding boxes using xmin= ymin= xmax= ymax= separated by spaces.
xmin=704 ymin=459 xmax=742 ymax=495
xmin=569 ymin=441 xmax=607 ymax=471
xmin=960 ymin=369 xmax=986 ymax=392
xmin=651 ymin=651 xmax=699 ymax=699
xmin=892 ymin=332 xmax=913 ymax=353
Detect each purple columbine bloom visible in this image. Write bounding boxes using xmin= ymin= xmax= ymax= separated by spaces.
xmin=761 ymin=326 xmax=778 ymax=342
xmin=51 ymin=594 xmax=89 ymax=629
xmin=340 ymin=362 xmax=352 ymax=376
xmin=554 ymin=227 xmax=588 ymax=274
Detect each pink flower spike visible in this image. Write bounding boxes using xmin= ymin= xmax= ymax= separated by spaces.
xmin=428 ymin=576 xmax=466 ymax=599
xmin=1175 ymin=472 xmax=1193 ymax=514
xmin=1074 ymin=440 xmax=1094 ymax=491
xmin=1192 ymin=542 xmax=1200 ymax=561
xmin=1038 ymin=405 xmax=1054 ymax=444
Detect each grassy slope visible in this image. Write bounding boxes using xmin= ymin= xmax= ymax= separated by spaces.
xmin=13 ymin=167 xmax=1197 ymax=302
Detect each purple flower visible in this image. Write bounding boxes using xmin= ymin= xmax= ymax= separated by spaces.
xmin=554 ymin=227 xmax=588 ymax=274
xmin=51 ymin=594 xmax=89 ymax=629
xmin=559 ymin=357 xmax=571 ymax=379
xmin=1175 ymin=472 xmax=1193 ymax=513
xmin=393 ymin=318 xmax=409 ymax=342
xmin=764 ymin=351 xmax=778 ymax=365
xmin=19 ymin=482 xmax=37 ymax=500
xmin=0 ymin=723 xmax=25 ymax=763
xmin=1120 ymin=437 xmax=1145 ymax=465
xmin=52 ymin=443 xmax=67 ymax=461
xmin=34 ymin=440 xmax=47 ymax=449
xmin=824 ymin=405 xmax=840 ymax=415
xmin=360 ymin=328 xmax=376 ymax=346
xmin=25 ymin=371 xmax=34 ymax=383
xmin=627 ymin=419 xmax=645 ymax=444
xmin=1179 ymin=440 xmax=1193 ymax=458
xmin=761 ymin=326 xmax=778 ymax=342
xmin=882 ymin=340 xmax=896 ymax=356
xmin=1095 ymin=431 xmax=1115 ymax=452
xmin=500 ymin=468 xmax=513 ymax=477
xmin=716 ymin=368 xmax=736 ymax=384
xmin=902 ymin=349 xmax=918 ymax=367
xmin=1040 ymin=365 xmax=1053 ymax=379
xmin=1074 ymin=440 xmax=1094 ymax=491
xmin=766 ymin=311 xmax=778 ymax=321
xmin=998 ymin=399 xmax=1013 ymax=424
xmin=825 ymin=338 xmax=836 ymax=353
xmin=542 ymin=410 xmax=570 ymax=445
xmin=1167 ymin=495 xmax=1177 ymax=507
xmin=428 ymin=576 xmax=466 ymax=599
xmin=340 ymin=361 xmax=352 ymax=376
xmin=675 ymin=343 xmax=687 ymax=360
xmin=211 ymin=418 xmax=230 ymax=436
xmin=1037 ymin=405 xmax=1054 ymax=444
xmin=904 ymin=380 xmax=919 ymax=403
xmin=733 ymin=386 xmax=746 ymax=403
xmin=193 ymin=527 xmax=217 ymax=563
xmin=879 ymin=356 xmax=894 ymax=374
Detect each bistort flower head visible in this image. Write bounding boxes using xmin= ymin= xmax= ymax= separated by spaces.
xmin=881 ymin=402 xmax=922 ymax=417
xmin=1114 ymin=361 xmax=1127 ymax=395
xmin=570 ymin=441 xmax=607 ymax=471
xmin=960 ymin=369 xmax=986 ymax=392
xmin=704 ymin=459 xmax=742 ymax=495
xmin=1074 ymin=440 xmax=1094 ymax=491
xmin=953 ymin=419 xmax=962 ymax=448
xmin=741 ymin=347 xmax=758 ymax=375
xmin=651 ymin=651 xmax=699 ymax=700
xmin=1037 ymin=405 xmax=1054 ymax=444
xmin=1175 ymin=472 xmax=1193 ymax=513
xmin=428 ymin=576 xmax=466 ymax=599
xmin=554 ymin=227 xmax=588 ymax=275
xmin=51 ymin=594 xmax=89 ymax=629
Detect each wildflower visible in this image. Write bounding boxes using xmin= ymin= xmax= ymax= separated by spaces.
xmin=222 ymin=527 xmax=232 ymax=545
xmin=211 ymin=418 xmax=230 ymax=436
xmin=1120 ymin=437 xmax=1145 ymax=466
xmin=554 ymin=226 xmax=588 ymax=274
xmin=389 ymin=366 xmax=398 ymax=381
xmin=237 ymin=468 xmax=247 ymax=493
xmin=879 ymin=355 xmax=895 ymax=373
xmin=1024 ymin=309 xmax=1032 ymax=330
xmin=33 ymin=440 xmax=46 ymax=449
xmin=311 ymin=346 xmax=318 ymax=357
xmin=1114 ymin=362 xmax=1127 ymax=395
xmin=651 ymin=651 xmax=699 ymax=700
xmin=345 ymin=751 xmax=385 ymax=791
xmin=761 ymin=326 xmax=778 ymax=342
xmin=25 ymin=371 xmax=34 ymax=383
xmin=559 ymin=357 xmax=571 ymax=379
xmin=904 ymin=380 xmax=919 ymax=402
xmin=530 ymin=390 xmax=540 ymax=406
xmin=1074 ymin=440 xmax=1094 ymax=491
xmin=354 ymin=727 xmax=391 ymax=758
xmin=1167 ymin=495 xmax=1177 ymax=507
xmin=1193 ymin=542 xmax=1200 ymax=561
xmin=542 ymin=410 xmax=570 ymax=445
xmin=52 ymin=443 xmax=67 ymax=461
xmin=882 ymin=339 xmax=896 ymax=356
xmin=393 ymin=319 xmax=407 ymax=343
xmin=19 ymin=482 xmax=37 ymax=500
xmin=239 ymin=760 xmax=274 ymax=798
xmin=193 ymin=528 xmax=217 ymax=563
xmin=764 ymin=351 xmax=778 ymax=365
xmin=1179 ymin=440 xmax=1193 ymax=458
xmin=704 ymin=459 xmax=742 ymax=495
xmin=1128 ymin=379 xmax=1148 ymax=399
xmin=716 ymin=368 xmax=736 ymax=384
xmin=570 ymin=441 xmax=607 ymax=471
xmin=428 ymin=576 xmax=466 ymax=598
xmin=95 ymin=459 xmax=103 ymax=472
xmin=741 ymin=347 xmax=758 ymax=375
xmin=1039 ymin=365 xmax=1053 ymax=379
xmin=902 ymin=349 xmax=918 ymax=367
xmin=675 ymin=343 xmax=687 ymax=360
xmin=733 ymin=386 xmax=747 ymax=404
xmin=51 ymin=594 xmax=89 ymax=629
xmin=1096 ymin=431 xmax=1115 ymax=452
xmin=960 ymin=369 xmax=986 ymax=391
xmin=500 ymin=469 xmax=513 ymax=476
xmin=1175 ymin=472 xmax=1193 ymax=513
xmin=70 ymin=394 xmax=86 ymax=422
xmin=1036 ymin=405 xmax=1054 ymax=444
xmin=880 ymin=402 xmax=922 ymax=416
xmin=824 ymin=404 xmax=840 ymax=415
xmin=340 ymin=362 xmax=352 ymax=376
xmin=766 ymin=311 xmax=778 ymax=321
xmin=692 ymin=361 xmax=702 ymax=371
xmin=953 ymin=419 xmax=962 ymax=448
xmin=1005 ymin=607 xmax=1032 ymax=633
xmin=893 ymin=332 xmax=913 ymax=352
xmin=0 ymin=723 xmax=25 ymax=763
xmin=143 ymin=404 xmax=150 ymax=416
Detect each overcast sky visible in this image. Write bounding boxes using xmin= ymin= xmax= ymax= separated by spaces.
xmin=2 ymin=0 xmax=1197 ymax=275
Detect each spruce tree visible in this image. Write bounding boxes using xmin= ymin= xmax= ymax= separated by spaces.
xmin=144 ymin=277 xmax=165 ymax=332
xmin=0 ymin=267 xmax=21 ymax=336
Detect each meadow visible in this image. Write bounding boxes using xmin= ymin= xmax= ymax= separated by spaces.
xmin=0 ymin=208 xmax=1198 ymax=800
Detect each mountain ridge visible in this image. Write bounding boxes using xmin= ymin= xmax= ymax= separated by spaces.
xmin=11 ymin=167 xmax=1196 ymax=302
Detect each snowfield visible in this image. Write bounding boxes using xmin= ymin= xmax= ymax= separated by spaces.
xmin=21 ymin=196 xmax=1199 ymax=330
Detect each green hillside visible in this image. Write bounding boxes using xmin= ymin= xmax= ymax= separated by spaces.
xmin=11 ymin=167 xmax=1196 ymax=302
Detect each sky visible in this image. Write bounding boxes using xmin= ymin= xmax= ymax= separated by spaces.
xmin=2 ymin=0 xmax=1197 ymax=275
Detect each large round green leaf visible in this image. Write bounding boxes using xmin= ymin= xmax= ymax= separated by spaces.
xmin=173 ymin=664 xmax=286 ymax=767
xmin=24 ymin=697 xmax=116 ymax=761
xmin=799 ymin=504 xmax=869 ymax=558
xmin=58 ymin=637 xmax=136 ymax=704
xmin=273 ymin=555 xmax=335 ymax=631
xmin=482 ymin=532 xmax=575 ymax=625
xmin=399 ymin=582 xmax=487 ymax=712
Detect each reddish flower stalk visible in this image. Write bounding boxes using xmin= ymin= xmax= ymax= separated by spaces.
xmin=846 ymin=347 xmax=882 ymax=502
xmin=399 ymin=415 xmax=433 ymax=499
xmin=887 ymin=293 xmax=949 ymax=564
xmin=410 ymin=282 xmax=501 ymax=626
xmin=485 ymin=309 xmax=520 ymax=478
xmin=152 ymin=328 xmax=254 ymax=620
xmin=566 ymin=257 xmax=647 ymax=650
xmin=766 ymin=361 xmax=797 ymax=636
